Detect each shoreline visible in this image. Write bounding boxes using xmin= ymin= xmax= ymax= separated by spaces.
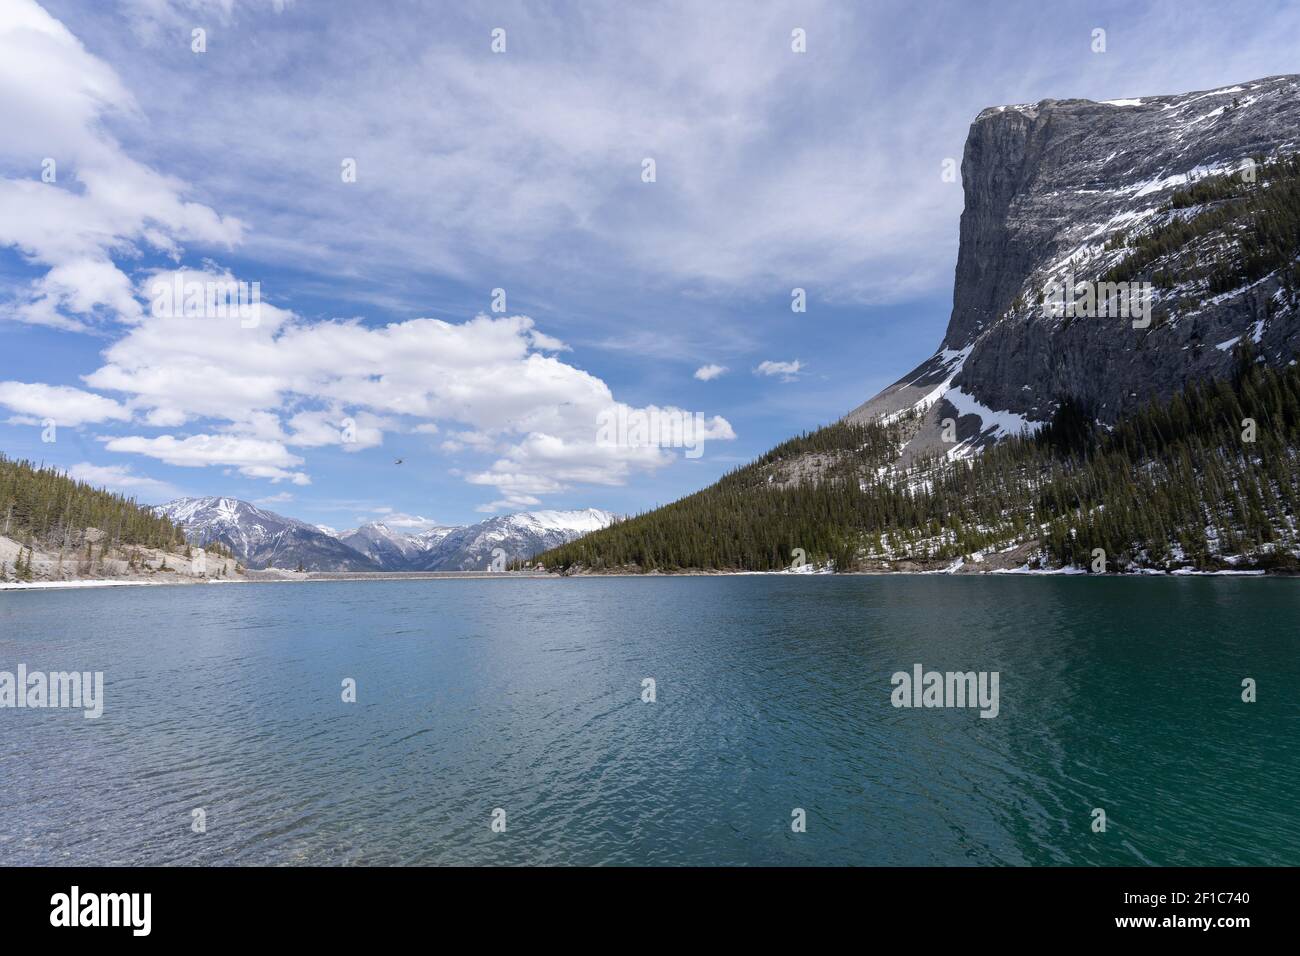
xmin=0 ymin=567 xmax=1284 ymax=591
xmin=0 ymin=570 xmax=557 ymax=590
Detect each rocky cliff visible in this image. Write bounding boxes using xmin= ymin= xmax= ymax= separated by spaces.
xmin=848 ymin=74 xmax=1300 ymax=462
xmin=537 ymin=75 xmax=1300 ymax=575
xmin=155 ymin=497 xmax=382 ymax=572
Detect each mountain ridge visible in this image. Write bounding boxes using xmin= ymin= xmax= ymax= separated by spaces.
xmin=848 ymin=74 xmax=1300 ymax=464
xmin=153 ymin=497 xmax=382 ymax=572
xmin=156 ymin=497 xmax=617 ymax=571
xmin=538 ymin=74 xmax=1300 ymax=575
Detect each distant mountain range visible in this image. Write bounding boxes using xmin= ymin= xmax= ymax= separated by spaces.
xmin=154 ymin=497 xmax=377 ymax=572
xmin=335 ymin=521 xmax=458 ymax=570
xmin=338 ymin=510 xmax=617 ymax=571
xmin=154 ymin=497 xmax=616 ymax=571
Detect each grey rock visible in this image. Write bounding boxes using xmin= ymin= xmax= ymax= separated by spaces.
xmin=849 ymin=74 xmax=1300 ymax=461
xmin=155 ymin=497 xmax=381 ymax=572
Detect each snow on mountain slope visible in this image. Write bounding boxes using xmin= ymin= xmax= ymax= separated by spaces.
xmin=847 ymin=74 xmax=1300 ymax=464
xmin=154 ymin=497 xmax=381 ymax=571
xmin=416 ymin=509 xmax=618 ymax=572
xmin=516 ymin=509 xmax=616 ymax=535
xmin=411 ymin=526 xmax=457 ymax=549
xmin=337 ymin=509 xmax=619 ymax=571
xmin=336 ymin=521 xmax=458 ymax=571
xmin=157 ymin=498 xmax=617 ymax=572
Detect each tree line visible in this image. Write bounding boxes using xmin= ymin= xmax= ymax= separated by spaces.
xmin=0 ymin=454 xmax=185 ymax=552
xmin=540 ymin=345 xmax=1300 ymax=574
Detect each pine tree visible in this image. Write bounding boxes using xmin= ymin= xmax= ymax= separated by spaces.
xmin=541 ymin=350 xmax=1300 ymax=574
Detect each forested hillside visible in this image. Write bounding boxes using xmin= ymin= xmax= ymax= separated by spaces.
xmin=540 ymin=346 xmax=1300 ymax=574
xmin=0 ymin=454 xmax=184 ymax=551
xmin=1105 ymin=152 xmax=1300 ymax=296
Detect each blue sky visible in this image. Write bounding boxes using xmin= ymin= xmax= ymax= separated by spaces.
xmin=1 ymin=0 xmax=1297 ymax=530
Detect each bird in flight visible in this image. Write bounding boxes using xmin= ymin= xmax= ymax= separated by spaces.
xmin=394 ymin=458 xmax=404 ymax=465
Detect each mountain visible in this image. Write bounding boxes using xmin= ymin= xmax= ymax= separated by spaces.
xmin=413 ymin=509 xmax=616 ymax=571
xmin=156 ymin=497 xmax=617 ymax=572
xmin=155 ymin=497 xmax=381 ymax=571
xmin=336 ymin=521 xmax=457 ymax=570
xmin=539 ymin=75 xmax=1300 ymax=575
xmin=849 ymin=74 xmax=1300 ymax=462
xmin=337 ymin=509 xmax=617 ymax=571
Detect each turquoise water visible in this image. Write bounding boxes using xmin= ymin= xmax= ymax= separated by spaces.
xmin=1 ymin=576 xmax=1297 ymax=865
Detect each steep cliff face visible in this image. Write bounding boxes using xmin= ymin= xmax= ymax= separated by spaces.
xmin=848 ymin=74 xmax=1300 ymax=462
xmin=538 ymin=75 xmax=1300 ymax=575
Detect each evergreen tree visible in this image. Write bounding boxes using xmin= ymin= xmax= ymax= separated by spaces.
xmin=541 ymin=349 xmax=1300 ymax=574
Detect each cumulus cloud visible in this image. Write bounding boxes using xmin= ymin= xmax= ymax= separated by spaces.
xmin=286 ymin=409 xmax=387 ymax=452
xmin=72 ymin=266 xmax=734 ymax=502
xmin=754 ymin=360 xmax=804 ymax=382
xmin=694 ymin=364 xmax=727 ymax=381
xmin=0 ymin=0 xmax=241 ymax=331
xmin=66 ymin=461 xmax=178 ymax=500
xmin=1 ymin=4 xmax=746 ymax=509
xmin=101 ymin=433 xmax=310 ymax=485
xmin=0 ymin=381 xmax=131 ymax=426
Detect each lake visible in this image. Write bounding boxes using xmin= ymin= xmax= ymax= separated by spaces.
xmin=1 ymin=576 xmax=1297 ymax=865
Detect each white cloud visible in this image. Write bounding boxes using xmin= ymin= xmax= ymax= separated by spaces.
xmin=2 ymin=2 xmax=747 ymax=506
xmin=694 ymin=364 xmax=728 ymax=381
xmin=0 ymin=381 xmax=131 ymax=426
xmin=81 ymin=277 xmax=735 ymax=503
xmin=13 ymin=0 xmax=1300 ymax=330
xmin=754 ymin=360 xmax=804 ymax=382
xmin=41 ymin=0 xmax=962 ymax=307
xmin=286 ymin=409 xmax=386 ymax=452
xmin=101 ymin=433 xmax=310 ymax=485
xmin=475 ymin=497 xmax=542 ymax=514
xmin=66 ymin=461 xmax=178 ymax=500
xmin=0 ymin=0 xmax=241 ymax=331
xmin=119 ymin=1 xmax=294 ymax=44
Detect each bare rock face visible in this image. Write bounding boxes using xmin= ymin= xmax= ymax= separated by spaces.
xmin=849 ymin=74 xmax=1300 ymax=461
xmin=155 ymin=497 xmax=382 ymax=571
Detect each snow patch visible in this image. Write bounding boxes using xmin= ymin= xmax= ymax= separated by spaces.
xmin=941 ymin=387 xmax=1043 ymax=439
xmin=878 ymin=346 xmax=973 ymax=426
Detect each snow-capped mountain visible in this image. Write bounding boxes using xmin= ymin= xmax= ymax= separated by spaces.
xmin=411 ymin=526 xmax=458 ymax=550
xmin=413 ymin=509 xmax=618 ymax=571
xmin=155 ymin=498 xmax=617 ymax=572
xmin=154 ymin=497 xmax=381 ymax=571
xmin=336 ymin=509 xmax=617 ymax=571
xmin=336 ymin=521 xmax=458 ymax=570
